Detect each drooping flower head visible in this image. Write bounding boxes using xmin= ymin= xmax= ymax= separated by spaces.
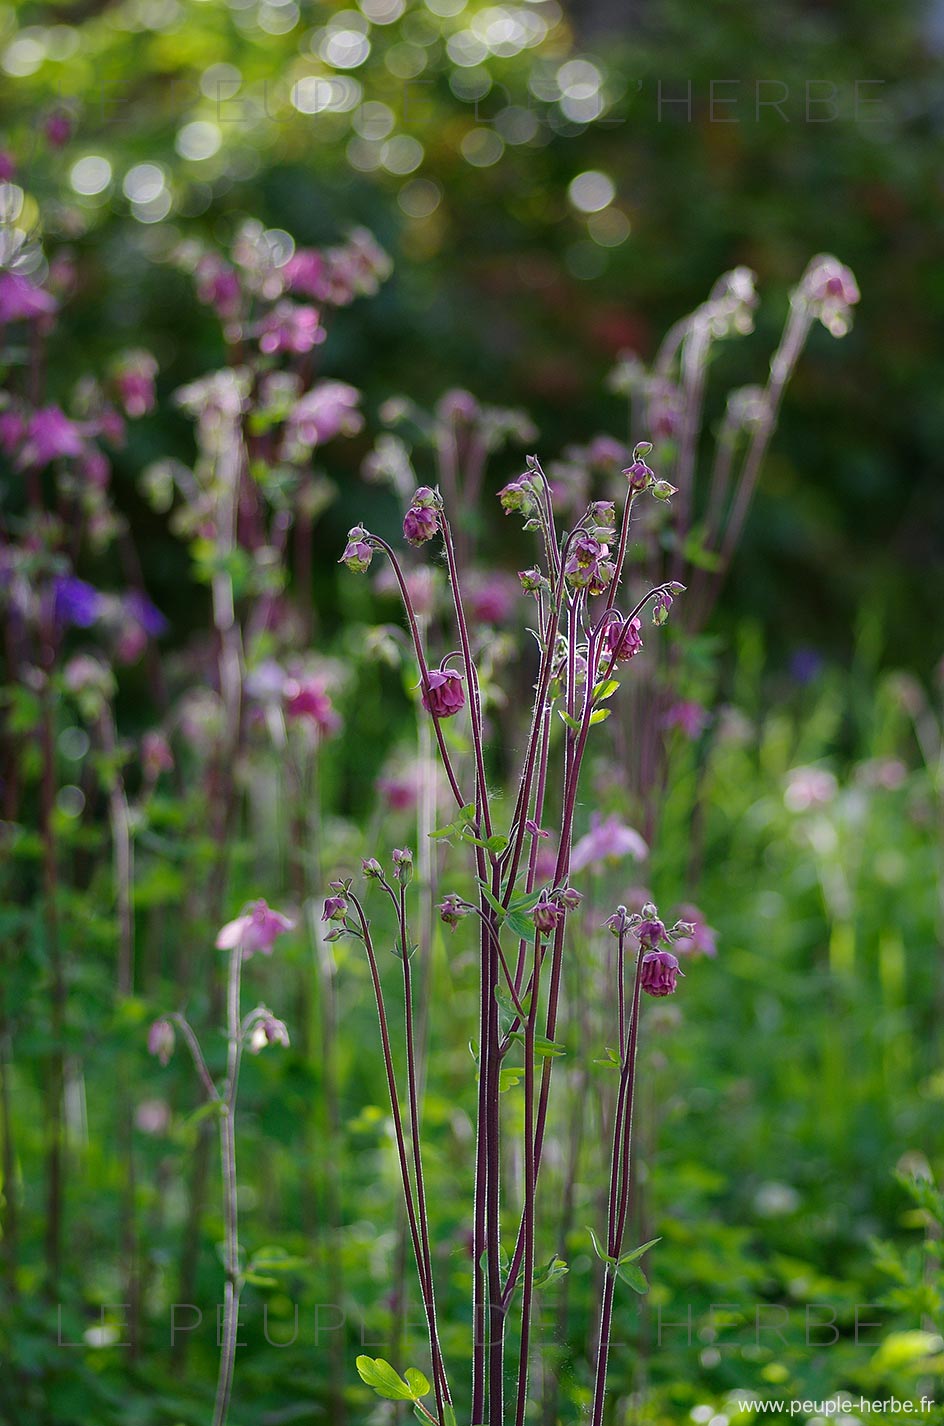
xmin=640 ymin=949 xmax=683 ymax=998
xmin=322 ymin=894 xmax=348 ymax=923
xmin=421 ymin=668 xmax=465 ymax=719
xmin=249 ymin=1014 xmax=290 ymax=1053
xmin=112 ymin=351 xmax=158 ymax=418
xmin=604 ymin=615 xmax=643 ymax=664
xmin=532 ymin=892 xmax=564 ymax=935
xmin=340 ymin=525 xmax=373 ymax=573
xmin=403 ymin=487 xmax=440 ymax=546
xmin=439 ymin=893 xmax=472 ymax=930
xmin=147 ymin=1018 xmax=175 ymax=1066
xmin=216 ymin=900 xmax=295 ymax=959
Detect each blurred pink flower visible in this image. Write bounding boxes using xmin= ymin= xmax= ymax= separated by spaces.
xmin=672 ymin=903 xmax=718 ymax=958
xmin=784 ymin=765 xmax=837 ymax=813
xmin=216 ymin=900 xmax=295 ymax=959
xmin=284 ymin=248 xmax=330 ymax=300
xmin=18 ymin=406 xmax=83 ymax=468
xmin=112 ymin=351 xmax=158 ymax=418
xmin=0 ymin=409 xmax=25 ymax=456
xmin=377 ymin=764 xmax=421 ymax=813
xmin=135 ymin=1098 xmax=171 ymax=1135
xmin=0 ymin=272 xmax=57 ymax=323
xmin=142 ymin=731 xmax=174 ymax=780
xmin=44 ymin=111 xmax=72 ymax=147
xmin=259 ymin=301 xmax=325 ymax=355
xmin=467 ymin=572 xmax=517 ymax=626
xmin=662 ymin=700 xmax=708 ymax=739
xmin=0 ymin=152 xmax=15 ymax=181
xmin=284 ymin=677 xmax=341 ymax=736
xmin=195 ymin=256 xmax=242 ymax=318
xmin=147 ymin=1019 xmax=175 ymax=1066
xmin=571 ymin=812 xmax=648 ymax=873
xmin=287 ymin=381 xmax=362 ymax=447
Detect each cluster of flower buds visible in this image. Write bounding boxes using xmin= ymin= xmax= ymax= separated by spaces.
xmin=392 ymin=846 xmax=413 ymax=885
xmin=564 ymin=532 xmax=614 ymax=594
xmin=604 ymin=900 xmax=698 ymax=998
xmin=403 ymin=486 xmax=441 ymax=547
xmin=499 ymin=455 xmax=544 ymax=520
xmin=652 ymin=582 xmax=685 ymax=627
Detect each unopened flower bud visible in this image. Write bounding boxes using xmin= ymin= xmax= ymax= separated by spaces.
xmin=250 ymin=1013 xmax=290 ymax=1053
xmin=518 ymin=567 xmax=546 ymax=594
xmin=392 ymin=847 xmax=413 ymax=885
xmin=557 ymin=886 xmax=582 ymax=911
xmin=651 ymin=480 xmax=677 ymax=502
xmin=362 ymin=857 xmax=383 ymax=879
xmin=605 ymin=906 xmax=631 ymax=937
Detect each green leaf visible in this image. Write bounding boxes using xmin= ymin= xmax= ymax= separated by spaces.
xmin=616 ymin=1260 xmax=649 ymax=1293
xmin=505 ymin=909 xmax=536 ymax=941
xmin=618 ymin=1237 xmax=661 ymax=1265
xmin=533 ymin=1255 xmax=569 ymax=1289
xmin=588 ymin=707 xmax=611 ymax=726
xmin=498 ymin=1068 xmax=523 ymax=1092
xmin=441 ymin=1406 xmax=458 ymax=1426
xmin=477 ymin=883 xmax=506 ymax=920
xmin=247 ymin=1246 xmax=310 ymax=1274
xmin=486 ymin=834 xmax=509 ymax=853
xmin=507 ymin=889 xmax=543 ymax=914
xmin=557 ymin=709 xmax=581 ymax=732
xmin=355 ymin=1356 xmax=414 ymax=1401
xmin=591 ymin=678 xmax=620 ymax=701
xmin=510 ymin=1032 xmax=565 ymax=1058
xmin=587 ymin=1226 xmax=616 ymax=1267
xmin=404 ymin=1367 xmax=431 ymax=1398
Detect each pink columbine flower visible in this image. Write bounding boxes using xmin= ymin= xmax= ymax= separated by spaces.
xmin=20 ymin=406 xmax=84 ymax=467
xmin=147 ymin=1018 xmax=175 ymax=1066
xmin=640 ymin=950 xmax=683 ymax=998
xmin=570 ymin=812 xmax=648 ymax=873
xmin=635 ymin=917 xmax=667 ymax=949
xmin=421 ymin=669 xmax=465 ymax=719
xmin=258 ymin=301 xmax=325 ymax=356
xmin=322 ymin=895 xmax=348 ymax=922
xmin=623 ymin=459 xmax=653 ymax=493
xmin=403 ymin=487 xmax=440 ymax=546
xmin=284 ymin=677 xmax=341 ymax=737
xmin=340 ymin=525 xmax=373 ymax=573
xmin=439 ymin=893 xmax=472 ymax=930
xmin=604 ymin=616 xmax=643 ymax=664
xmin=672 ymin=904 xmax=717 ymax=958
xmin=0 ymin=272 xmax=58 ymax=324
xmin=216 ymin=900 xmax=295 ymax=959
xmin=532 ymin=892 xmax=564 ymax=935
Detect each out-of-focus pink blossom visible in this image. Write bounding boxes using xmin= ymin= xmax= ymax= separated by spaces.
xmin=147 ymin=1019 xmax=175 ymax=1066
xmin=112 ymin=351 xmax=158 ymax=418
xmin=0 ymin=152 xmax=15 ymax=181
xmin=142 ymin=731 xmax=174 ymax=780
xmin=22 ymin=407 xmax=83 ymax=467
xmin=283 ymin=248 xmax=330 ymax=300
xmin=571 ymin=812 xmax=648 ymax=873
xmin=216 ymin=900 xmax=295 ymax=959
xmin=672 ymin=903 xmax=717 ymax=958
xmin=377 ymin=764 xmax=421 ymax=813
xmin=135 ymin=1098 xmax=171 ymax=1134
xmin=284 ymin=677 xmax=341 ymax=736
xmin=662 ymin=700 xmax=708 ymax=739
xmin=0 ymin=271 xmax=58 ymax=324
xmin=44 ymin=111 xmax=72 ymax=147
xmin=467 ymin=572 xmax=517 ymax=626
xmin=286 ymin=381 xmax=362 ymax=446
xmin=195 ymin=256 xmax=242 ymax=318
xmin=258 ymin=301 xmax=325 ymax=356
xmin=784 ymin=765 xmax=837 ymax=813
